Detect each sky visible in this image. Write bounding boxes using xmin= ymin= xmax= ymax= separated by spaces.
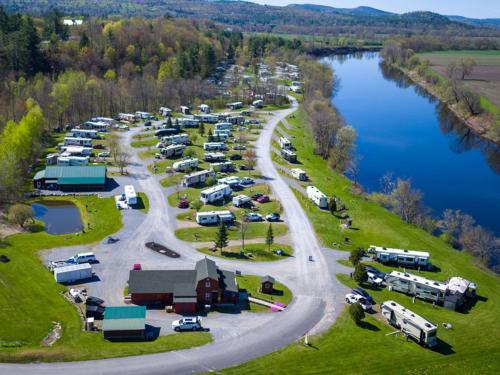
xmin=248 ymin=0 xmax=500 ymax=19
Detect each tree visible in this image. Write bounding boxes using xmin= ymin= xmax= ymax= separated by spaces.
xmin=240 ymin=215 xmax=250 ymax=253
xmin=166 ymin=116 xmax=173 ymax=128
xmin=329 ymin=126 xmax=356 ymax=173
xmin=390 ymin=178 xmax=423 ymax=224
xmin=214 ymin=222 xmax=229 ymax=252
xmin=244 ymin=149 xmax=257 ymax=170
xmin=353 ymin=263 xmax=368 ymax=284
xmin=265 ymin=223 xmax=274 ymax=252
xmin=190 ymin=200 xmax=203 ymax=212
xmin=349 ymin=302 xmax=365 ymax=326
xmin=459 ymin=89 xmax=483 ymax=116
xmin=327 ymin=196 xmax=337 ymax=214
xmin=8 ymin=204 xmax=33 ymax=228
xmin=459 ymin=58 xmax=476 ymax=80
xmin=199 ymin=121 xmax=205 ymax=135
xmin=460 ymin=225 xmax=498 ymax=265
xmin=116 ymin=151 xmax=130 ymax=175
xmin=349 ymin=248 xmax=364 ymax=266
xmin=108 ymin=133 xmax=120 ymax=166
xmin=79 ymin=32 xmax=90 ymax=49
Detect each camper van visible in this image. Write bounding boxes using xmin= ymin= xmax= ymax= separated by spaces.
xmin=160 ymin=144 xmax=186 ymax=158
xmin=182 ymin=169 xmax=215 ymax=187
xmin=291 ymin=168 xmax=307 ymax=181
xmin=124 ymin=185 xmax=137 ymax=205
xmin=200 ymin=184 xmax=232 ymax=204
xmin=161 ymin=133 xmax=190 ymax=146
xmin=196 ymin=210 xmax=234 ymax=225
xmin=279 ymin=137 xmax=292 ymax=149
xmin=306 ymin=186 xmax=328 ymax=209
xmin=368 ymin=246 xmax=430 ymax=269
xmin=381 ymin=301 xmax=438 ymax=347
xmin=281 ymin=148 xmax=297 ymax=163
xmin=204 ymin=142 xmax=227 ymax=151
xmin=172 ymin=158 xmax=199 ymax=172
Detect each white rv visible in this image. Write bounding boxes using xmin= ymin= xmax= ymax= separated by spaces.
xmin=227 ymin=101 xmax=243 ymax=110
xmin=218 ymin=176 xmax=240 ymax=187
xmin=84 ymin=121 xmax=110 ymax=131
xmin=199 ymin=104 xmax=211 ymax=114
xmin=210 ymin=161 xmax=234 ymax=172
xmin=291 ymin=168 xmax=307 ymax=181
xmin=233 ymin=194 xmax=252 ymax=207
xmin=182 ymin=169 xmax=215 ymax=187
xmin=135 ymin=111 xmax=152 ymax=119
xmin=124 ymin=185 xmax=137 ymax=205
xmin=306 ymin=186 xmax=328 ymax=209
xmin=213 ymin=130 xmax=230 ymax=140
xmin=196 ymin=210 xmax=234 ymax=225
xmin=204 ymin=152 xmax=226 ymax=162
xmin=204 ymin=142 xmax=227 ymax=151
xmin=194 ymin=114 xmax=218 ymax=123
xmin=177 ymin=118 xmax=200 ymax=128
xmin=252 ymin=99 xmax=264 ymax=108
xmin=172 ymin=158 xmax=199 ymax=172
xmin=57 ymin=156 xmax=89 ymax=166
xmin=214 ymin=122 xmax=232 ymax=132
xmin=161 ymin=133 xmax=190 ymax=146
xmin=381 ymin=301 xmax=438 ymax=347
xmin=368 ymin=246 xmax=430 ymax=269
xmin=281 ymin=148 xmax=297 ymax=162
xmin=180 ymin=106 xmax=191 ymax=115
xmin=200 ymin=184 xmax=232 ymax=204
xmin=160 ymin=144 xmax=186 ymax=158
xmin=118 ymin=113 xmax=137 ymax=123
xmin=279 ymin=137 xmax=292 ymax=149
xmin=60 ymin=145 xmax=92 ymax=156
xmin=70 ymin=129 xmax=98 ymax=139
xmin=159 ymin=107 xmax=172 ymax=116
xmin=64 ymin=137 xmax=93 ymax=147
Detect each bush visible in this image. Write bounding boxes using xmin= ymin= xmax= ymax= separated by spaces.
xmin=353 ymin=263 xmax=368 ymax=284
xmin=349 ymin=303 xmax=365 ymax=325
xmin=8 ymin=204 xmax=34 ymax=228
xmin=349 ymin=248 xmax=364 ymax=266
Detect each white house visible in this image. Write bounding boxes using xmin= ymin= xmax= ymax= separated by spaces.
xmin=172 ymin=158 xmax=199 ymax=172
xmin=306 ymin=186 xmax=328 ymax=209
xmin=159 ymin=107 xmax=172 ymax=117
xmin=368 ymin=246 xmax=430 ymax=269
xmin=64 ymin=137 xmax=93 ymax=147
xmin=124 ymin=185 xmax=137 ymax=205
xmin=182 ymin=169 xmax=215 ymax=187
xmin=203 ymin=142 xmax=227 ymax=151
xmin=200 ymin=184 xmax=232 ymax=204
xmin=279 ymin=137 xmax=292 ymax=149
xmin=233 ymin=194 xmax=252 ymax=207
xmin=196 ymin=210 xmax=234 ymax=225
xmin=291 ymin=168 xmax=307 ymax=181
xmin=199 ymin=104 xmax=211 ymax=114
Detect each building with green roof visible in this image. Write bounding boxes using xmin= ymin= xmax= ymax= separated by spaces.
xmin=33 ymin=165 xmax=106 ymax=191
xmin=102 ymin=306 xmax=146 ymax=341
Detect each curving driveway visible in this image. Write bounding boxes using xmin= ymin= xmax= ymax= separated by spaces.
xmin=0 ymin=98 xmax=349 ymax=374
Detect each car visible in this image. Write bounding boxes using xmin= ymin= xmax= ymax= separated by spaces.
xmin=365 ymin=265 xmax=386 ymax=279
xmin=85 ymin=296 xmax=105 ymax=307
xmin=367 ymin=272 xmax=384 ymax=286
xmin=256 ymin=195 xmax=270 ymax=203
xmin=132 ymin=263 xmax=142 ymax=270
xmin=239 ymin=164 xmax=251 ymax=170
xmin=351 ymin=287 xmax=374 ymax=304
xmin=345 ymin=293 xmax=372 ymax=311
xmin=241 ymin=177 xmax=254 ymax=185
xmin=172 ymin=316 xmax=202 ymax=332
xmin=93 ymin=144 xmax=105 ymax=149
xmin=98 ymin=151 xmax=111 ymax=158
xmin=144 ymin=121 xmax=152 ymax=127
xmin=230 ymin=154 xmax=242 ymax=161
xmin=251 ymin=193 xmax=263 ymax=201
xmin=275 ymin=249 xmax=285 ymax=256
xmin=266 ymin=212 xmax=281 ymax=222
xmin=244 ymin=212 xmax=263 ymax=222
xmin=233 ymin=145 xmax=246 ymax=150
xmin=178 ymin=199 xmax=189 ymax=209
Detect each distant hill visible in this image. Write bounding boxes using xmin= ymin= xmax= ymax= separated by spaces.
xmin=447 ymin=15 xmax=500 ymax=29
xmin=288 ymin=4 xmax=394 ymax=16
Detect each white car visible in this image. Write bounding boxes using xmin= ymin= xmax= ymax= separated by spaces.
xmin=244 ymin=212 xmax=263 ymax=222
xmin=98 ymin=151 xmax=111 ymax=158
xmin=345 ymin=293 xmax=372 ymax=311
xmin=241 ymin=177 xmax=254 ymax=185
xmin=172 ymin=316 xmax=202 ymax=332
xmin=367 ymin=271 xmax=384 ymax=286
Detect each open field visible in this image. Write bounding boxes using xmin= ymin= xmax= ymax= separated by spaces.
xmin=223 ymin=108 xmax=500 ymax=374
xmin=418 ymin=50 xmax=500 ymax=107
xmin=197 ymin=243 xmax=293 ymax=262
xmin=175 ymin=222 xmax=288 ymax=242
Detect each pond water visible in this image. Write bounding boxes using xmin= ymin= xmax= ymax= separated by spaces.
xmin=32 ymin=201 xmax=83 ymax=235
xmin=323 ymin=53 xmax=500 ymax=234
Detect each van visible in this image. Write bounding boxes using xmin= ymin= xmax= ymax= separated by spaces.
xmin=67 ymin=252 xmax=97 ymax=264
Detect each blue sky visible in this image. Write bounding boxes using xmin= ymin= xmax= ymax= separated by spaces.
xmin=248 ymin=0 xmax=500 ymax=18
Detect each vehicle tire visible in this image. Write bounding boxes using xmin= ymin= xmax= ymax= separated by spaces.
xmin=192 ymin=327 xmax=197 ymax=331
xmin=174 ymin=327 xmax=180 ymax=332
xmin=345 ymin=298 xmax=350 ymax=304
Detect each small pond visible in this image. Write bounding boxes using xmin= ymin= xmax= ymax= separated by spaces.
xmin=32 ymin=201 xmax=83 ymax=235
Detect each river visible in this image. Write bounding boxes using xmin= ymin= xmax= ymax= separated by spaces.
xmin=323 ymin=52 xmax=500 ymax=234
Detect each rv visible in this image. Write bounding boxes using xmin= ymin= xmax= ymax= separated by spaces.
xmin=46 ymin=153 xmax=59 ymax=165
xmin=368 ymin=246 xmax=430 ymax=269
xmin=155 ymin=128 xmax=179 ymax=138
xmin=306 ymin=186 xmax=328 ymax=209
xmin=177 ymin=118 xmax=200 ymax=128
xmin=218 ymin=176 xmax=241 ymax=188
xmin=227 ymin=116 xmax=244 ymax=125
xmin=135 ymin=111 xmax=152 ymax=119
xmin=204 ymin=152 xmax=226 ymax=162
xmin=84 ymin=121 xmax=110 ymax=132
xmin=161 ymin=133 xmax=190 ymax=146
xmin=124 ymin=185 xmax=137 ymax=205
xmin=252 ymin=99 xmax=264 ymax=108
xmin=381 ymin=301 xmax=438 ymax=347
xmin=92 ymin=117 xmax=115 ymax=125
xmin=70 ymin=129 xmax=99 ymax=139
xmin=159 ymin=107 xmax=172 ymax=117
xmin=64 ymin=137 xmax=93 ymax=147
xmin=214 ymin=122 xmax=232 ymax=132
xmin=160 ymin=144 xmax=185 ymax=158
xmin=279 ymin=137 xmax=292 ymax=149
xmin=60 ymin=146 xmax=92 ymax=156
xmin=182 ymin=169 xmax=215 ymax=187
xmin=57 ymin=156 xmax=89 ymax=166
xmin=227 ymin=101 xmax=243 ymax=110
xmin=204 ymin=142 xmax=227 ymax=151
xmin=194 ymin=114 xmax=218 ymax=123
xmin=180 ymin=106 xmax=191 ymax=115
xmin=213 ymin=130 xmax=231 ymax=140
xmin=233 ymin=194 xmax=252 ymax=207
xmin=210 ymin=161 xmax=234 ymax=173
xmin=200 ymin=184 xmax=232 ymax=204
xmin=172 ymin=158 xmax=199 ymax=172
xmin=118 ymin=113 xmax=137 ymax=123
xmin=281 ymin=148 xmax=297 ymax=163
xmin=196 ymin=210 xmax=234 ymax=225
xmin=291 ymin=168 xmax=307 ymax=181
xmin=241 ymin=110 xmax=253 ymax=116
xmin=199 ymin=104 xmax=211 ymax=114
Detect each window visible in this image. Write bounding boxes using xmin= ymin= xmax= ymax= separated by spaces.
xmin=205 ymin=293 xmax=211 ymax=301
xmin=205 ymin=281 xmax=211 ymax=288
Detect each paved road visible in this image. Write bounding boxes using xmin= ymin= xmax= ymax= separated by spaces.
xmin=1 ymin=99 xmax=349 ymax=374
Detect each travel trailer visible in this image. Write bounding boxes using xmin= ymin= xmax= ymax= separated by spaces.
xmin=160 ymin=144 xmax=185 ymax=158
xmin=118 ymin=113 xmax=137 ymax=123
xmin=182 ymin=169 xmax=215 ymax=187
xmin=161 ymin=133 xmax=190 ymax=146
xmin=210 ymin=162 xmax=234 ymax=173
xmin=381 ymin=301 xmax=438 ymax=347
xmin=196 ymin=210 xmax=235 ymax=225
xmin=70 ymin=129 xmax=99 ymax=139
xmin=200 ymin=184 xmax=232 ymax=204
xmin=281 ymin=148 xmax=297 ymax=163
xmin=279 ymin=137 xmax=292 ymax=149
xmin=233 ymin=194 xmax=252 ymax=207
xmin=84 ymin=121 xmax=110 ymax=131
xmin=368 ymin=246 xmax=430 ymax=269
xmin=214 ymin=122 xmax=232 ymax=132
xmin=135 ymin=111 xmax=152 ymax=119
xmin=194 ymin=114 xmax=218 ymax=123
xmin=204 ymin=152 xmax=226 ymax=162
xmin=177 ymin=118 xmax=200 ymax=128
xmin=218 ymin=176 xmax=240 ymax=188
xmin=172 ymin=158 xmax=199 ymax=172
xmin=159 ymin=107 xmax=172 ymax=116
xmin=227 ymin=101 xmax=243 ymax=110
xmin=204 ymin=142 xmax=227 ymax=151
xmin=57 ymin=156 xmax=89 ymax=166
xmin=199 ymin=104 xmax=211 ymax=114
xmin=64 ymin=137 xmax=93 ymax=147
xmin=252 ymin=99 xmax=264 ymax=108
xmin=124 ymin=185 xmax=137 ymax=205
xmin=306 ymin=186 xmax=328 ymax=209
xmin=180 ymin=106 xmax=191 ymax=115
xmin=291 ymin=168 xmax=307 ymax=181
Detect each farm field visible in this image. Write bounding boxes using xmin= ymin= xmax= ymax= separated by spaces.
xmin=418 ymin=50 xmax=500 ymax=107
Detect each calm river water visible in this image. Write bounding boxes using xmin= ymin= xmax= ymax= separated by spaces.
xmin=323 ymin=53 xmax=500 ymax=234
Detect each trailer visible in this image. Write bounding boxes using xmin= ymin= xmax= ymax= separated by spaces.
xmin=227 ymin=116 xmax=244 ymax=125
xmin=60 ymin=146 xmax=93 ymax=156
xmin=233 ymin=194 xmax=252 ymax=207
xmin=291 ymin=168 xmax=307 ymax=181
xmin=210 ymin=161 xmax=234 ymax=173
xmin=64 ymin=137 xmax=93 ymax=147
xmin=84 ymin=121 xmax=110 ymax=131
xmin=204 ymin=152 xmax=226 ymax=162
xmin=124 ymin=185 xmax=137 ymax=205
xmin=279 ymin=137 xmax=292 ymax=149
xmin=161 ymin=133 xmax=190 ymax=146
xmin=218 ymin=176 xmax=241 ymax=188
xmin=180 ymin=106 xmax=191 ymax=115
xmin=252 ymin=99 xmax=264 ymax=108
xmin=160 ymin=144 xmax=186 ymax=158
xmin=214 ymin=122 xmax=232 ymax=132
xmin=194 ymin=114 xmax=218 ymax=123
xmin=155 ymin=128 xmax=179 ymax=138
xmin=213 ymin=131 xmax=230 ymax=141
xmin=281 ymin=148 xmax=297 ymax=163
xmin=368 ymin=246 xmax=430 ymax=269
xmin=204 ymin=142 xmax=227 ymax=151
xmin=159 ymin=107 xmax=172 ymax=116
xmin=177 ymin=118 xmax=200 ymax=128
xmin=173 ymin=158 xmax=199 ymax=172
xmin=118 ymin=113 xmax=137 ymax=123
xmin=306 ymin=186 xmax=328 ymax=209
xmin=381 ymin=300 xmax=438 ymax=347
xmin=135 ymin=111 xmax=152 ymax=119
xmin=227 ymin=101 xmax=243 ymax=110
xmin=200 ymin=184 xmax=232 ymax=204
xmin=54 ymin=263 xmax=93 ymax=283
xmin=196 ymin=210 xmax=234 ymax=225
xmin=70 ymin=129 xmax=99 ymax=139
xmin=199 ymin=104 xmax=211 ymax=114
xmin=57 ymin=156 xmax=89 ymax=166
xmin=182 ymin=169 xmax=215 ymax=187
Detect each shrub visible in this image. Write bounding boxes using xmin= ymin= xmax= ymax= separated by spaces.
xmin=349 ymin=303 xmax=365 ymax=325
xmin=353 ymin=263 xmax=368 ymax=284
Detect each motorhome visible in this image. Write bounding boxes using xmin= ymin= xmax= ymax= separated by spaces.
xmin=281 ymin=148 xmax=297 ymax=163
xmin=172 ymin=158 xmax=199 ymax=172
xmin=180 ymin=106 xmax=191 ymax=115
xmin=204 ymin=142 xmax=227 ymax=151
xmin=381 ymin=301 xmax=438 ymax=347
xmin=161 ymin=133 xmax=190 ymax=146
xmin=159 ymin=107 xmax=172 ymax=117
xmin=368 ymin=246 xmax=430 ymax=269
xmin=64 ymin=137 xmax=93 ymax=147
xmin=214 ymin=122 xmax=232 ymax=132
xmin=306 ymin=186 xmax=328 ymax=209
xmin=210 ymin=161 xmax=234 ymax=173
xmin=200 ymin=184 xmax=232 ymax=204
xmin=182 ymin=169 xmax=215 ymax=187
xmin=177 ymin=118 xmax=200 ymax=128
xmin=118 ymin=113 xmax=137 ymax=123
xmin=279 ymin=137 xmax=292 ymax=149
xmin=160 ymin=144 xmax=185 ymax=158
xmin=218 ymin=176 xmax=240 ymax=188
xmin=57 ymin=156 xmax=89 ymax=166
xmin=252 ymin=99 xmax=264 ymax=108
xmin=196 ymin=210 xmax=234 ymax=225
xmin=233 ymin=194 xmax=252 ymax=207
xmin=135 ymin=111 xmax=152 ymax=119
xmin=194 ymin=114 xmax=218 ymax=123
xmin=227 ymin=101 xmax=243 ymax=110
xmin=291 ymin=168 xmax=307 ymax=181
xmin=124 ymin=185 xmax=137 ymax=205
xmin=84 ymin=121 xmax=110 ymax=132
xmin=204 ymin=152 xmax=226 ymax=162
xmin=199 ymin=104 xmax=211 ymax=114
xmin=70 ymin=129 xmax=99 ymax=139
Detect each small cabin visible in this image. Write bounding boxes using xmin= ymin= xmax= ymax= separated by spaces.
xmin=260 ymin=276 xmax=275 ymax=294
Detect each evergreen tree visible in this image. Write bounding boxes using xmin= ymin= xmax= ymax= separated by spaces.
xmin=353 ymin=263 xmax=368 ymax=284
xmin=79 ymin=32 xmax=90 ymax=49
xmin=266 ymin=223 xmax=274 ymax=252
xmin=214 ymin=222 xmax=228 ymax=252
xmin=199 ymin=121 xmax=205 ymax=135
xmin=166 ymin=116 xmax=173 ymax=128
xmin=349 ymin=303 xmax=365 ymax=326
xmin=349 ymin=248 xmax=364 ymax=266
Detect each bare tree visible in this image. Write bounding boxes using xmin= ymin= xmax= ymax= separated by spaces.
xmin=459 ymin=58 xmax=476 ymax=80
xmin=244 ymin=149 xmax=257 ymax=171
xmin=379 ymin=172 xmax=394 ymax=195
xmin=240 ymin=214 xmax=250 ymax=255
xmin=390 ymin=178 xmax=423 ymax=224
xmin=116 ymin=151 xmax=130 ymax=175
xmin=460 ymin=225 xmax=498 ymax=265
xmin=329 ymin=126 xmax=357 ymax=173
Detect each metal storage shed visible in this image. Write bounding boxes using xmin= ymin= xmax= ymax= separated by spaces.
xmin=102 ymin=306 xmax=146 ymax=340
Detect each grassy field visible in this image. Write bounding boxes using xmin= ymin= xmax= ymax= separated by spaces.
xmin=0 ymin=196 xmax=211 ymax=362
xmin=418 ymin=50 xmax=500 ymax=108
xmin=197 ymin=243 xmax=293 ymax=262
xmin=175 ymin=222 xmax=288 ymax=242
xmin=236 ymin=275 xmax=292 ymax=312
xmin=223 ymin=108 xmax=500 ymax=374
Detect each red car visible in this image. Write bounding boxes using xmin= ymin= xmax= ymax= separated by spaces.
xmin=178 ymin=199 xmax=189 ymax=209
xmin=256 ymin=195 xmax=270 ymax=203
xmin=133 ymin=263 xmax=142 ymax=270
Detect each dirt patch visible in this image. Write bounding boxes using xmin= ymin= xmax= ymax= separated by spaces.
xmin=41 ymin=321 xmax=62 ymax=347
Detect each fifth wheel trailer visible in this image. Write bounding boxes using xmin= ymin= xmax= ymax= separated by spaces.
xmin=306 ymin=186 xmax=328 ymax=209
xmin=54 ymin=263 xmax=93 ymax=283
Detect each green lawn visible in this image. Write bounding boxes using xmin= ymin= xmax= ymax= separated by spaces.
xmin=135 ymin=192 xmax=149 ymax=213
xmin=197 ymin=243 xmax=293 ymax=262
xmin=130 ymin=137 xmax=158 ymax=148
xmin=236 ymin=274 xmax=292 ymax=312
xmin=222 ymin=108 xmax=500 ymax=374
xmin=175 ymin=222 xmax=288 ymax=242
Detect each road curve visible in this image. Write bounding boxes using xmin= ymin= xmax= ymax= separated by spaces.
xmin=0 ymin=99 xmax=343 ymax=374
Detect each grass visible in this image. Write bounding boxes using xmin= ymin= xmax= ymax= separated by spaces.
xmin=236 ymin=274 xmax=293 ymax=312
xmin=197 ymin=243 xmax=293 ymax=262
xmin=417 ymin=50 xmax=500 ymax=66
xmin=175 ymin=222 xmax=288 ymax=242
xmin=135 ymin=192 xmax=149 ymax=213
xmin=222 ymin=108 xmax=500 ymax=374
xmin=130 ymin=137 xmax=158 ymax=148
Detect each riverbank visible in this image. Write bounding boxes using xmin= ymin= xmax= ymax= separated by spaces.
xmin=310 ymin=45 xmax=381 ymax=57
